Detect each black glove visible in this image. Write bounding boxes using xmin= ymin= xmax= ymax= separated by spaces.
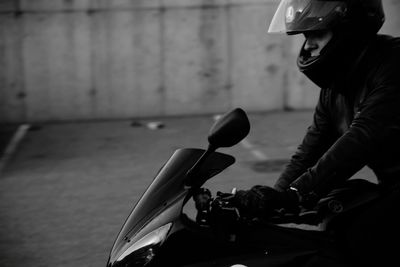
xmin=232 ymin=185 xmax=300 ymax=218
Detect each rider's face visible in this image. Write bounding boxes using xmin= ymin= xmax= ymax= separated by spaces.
xmin=303 ymin=30 xmax=333 ymax=57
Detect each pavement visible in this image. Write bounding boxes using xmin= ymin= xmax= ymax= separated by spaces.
xmin=0 ymin=110 xmax=376 ymax=267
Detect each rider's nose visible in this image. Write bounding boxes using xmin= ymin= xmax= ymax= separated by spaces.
xmin=304 ymin=38 xmax=318 ymax=52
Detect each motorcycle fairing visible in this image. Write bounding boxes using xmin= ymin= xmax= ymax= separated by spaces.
xmin=108 ymin=148 xmax=235 ymax=265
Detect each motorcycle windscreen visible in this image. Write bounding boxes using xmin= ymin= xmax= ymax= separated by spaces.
xmin=268 ymin=0 xmax=347 ymax=34
xmin=109 ymin=148 xmax=235 ymax=258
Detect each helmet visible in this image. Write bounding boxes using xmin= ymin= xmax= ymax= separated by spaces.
xmin=268 ymin=0 xmax=385 ymax=35
xmin=268 ymin=0 xmax=385 ymax=89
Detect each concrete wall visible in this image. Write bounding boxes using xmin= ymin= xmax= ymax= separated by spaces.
xmin=0 ymin=0 xmax=399 ymax=123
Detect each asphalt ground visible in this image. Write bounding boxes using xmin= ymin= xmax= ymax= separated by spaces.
xmin=0 ymin=110 xmax=376 ymax=267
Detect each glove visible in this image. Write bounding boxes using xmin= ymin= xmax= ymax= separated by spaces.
xmin=232 ymin=185 xmax=300 ymax=218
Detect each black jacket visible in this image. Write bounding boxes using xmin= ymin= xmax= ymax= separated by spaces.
xmin=274 ymin=34 xmax=400 ymax=199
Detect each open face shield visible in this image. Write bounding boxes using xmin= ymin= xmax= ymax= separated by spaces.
xmin=268 ymin=0 xmax=348 ymax=35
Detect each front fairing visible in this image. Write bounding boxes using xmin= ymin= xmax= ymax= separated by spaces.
xmin=108 ymin=148 xmax=235 ymax=266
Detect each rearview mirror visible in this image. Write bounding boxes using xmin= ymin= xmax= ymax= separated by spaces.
xmin=208 ymin=108 xmax=250 ymax=149
xmin=185 ymin=108 xmax=250 ymax=187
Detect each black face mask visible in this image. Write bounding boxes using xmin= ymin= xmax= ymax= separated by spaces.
xmin=297 ymin=30 xmax=371 ymax=92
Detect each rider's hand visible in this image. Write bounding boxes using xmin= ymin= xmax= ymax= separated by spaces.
xmin=232 ymin=185 xmax=300 ymax=218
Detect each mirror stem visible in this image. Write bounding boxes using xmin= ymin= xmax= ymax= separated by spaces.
xmin=185 ymin=144 xmax=216 ymax=187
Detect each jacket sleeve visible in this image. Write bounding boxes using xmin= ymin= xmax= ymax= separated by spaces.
xmin=274 ymin=90 xmax=335 ymax=192
xmin=290 ymin=50 xmax=400 ymax=197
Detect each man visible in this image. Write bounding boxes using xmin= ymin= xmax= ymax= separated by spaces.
xmin=206 ymin=0 xmax=400 ymax=266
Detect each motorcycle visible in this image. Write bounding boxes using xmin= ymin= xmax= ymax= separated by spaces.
xmin=106 ymin=108 xmax=382 ymax=267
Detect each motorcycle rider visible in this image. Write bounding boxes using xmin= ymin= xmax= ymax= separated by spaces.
xmin=198 ymin=0 xmax=400 ymax=266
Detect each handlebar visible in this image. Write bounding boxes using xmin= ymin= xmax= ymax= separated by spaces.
xmin=193 ymin=189 xmax=324 ymax=228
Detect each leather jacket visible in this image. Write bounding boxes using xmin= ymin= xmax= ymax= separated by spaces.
xmin=274 ymin=34 xmax=400 ymax=200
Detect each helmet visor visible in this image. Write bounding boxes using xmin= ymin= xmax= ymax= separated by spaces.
xmin=268 ymin=0 xmax=347 ymax=34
